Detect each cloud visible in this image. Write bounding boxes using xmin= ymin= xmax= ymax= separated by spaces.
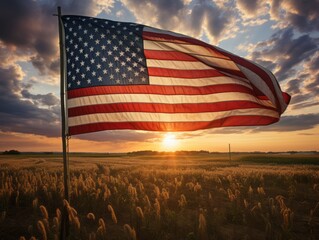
xmin=249 ymin=28 xmax=318 ymax=81
xmin=270 ymin=0 xmax=319 ymax=32
xmin=252 ymin=114 xmax=319 ymax=132
xmin=0 ymin=0 xmax=115 ymax=76
xmin=74 ymin=130 xmax=159 ymax=143
xmin=122 ymin=0 xmax=239 ymax=44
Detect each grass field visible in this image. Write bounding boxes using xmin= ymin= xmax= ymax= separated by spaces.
xmin=0 ymin=152 xmax=318 ymax=240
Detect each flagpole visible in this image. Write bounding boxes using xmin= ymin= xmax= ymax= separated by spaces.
xmin=57 ymin=6 xmax=70 ymax=240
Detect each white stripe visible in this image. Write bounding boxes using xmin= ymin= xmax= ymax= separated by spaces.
xmin=144 ymin=40 xmax=239 ymax=71
xmin=215 ymin=46 xmax=287 ymax=112
xmin=67 ymin=92 xmax=274 ymax=109
xmin=146 ymin=59 xmax=212 ymax=70
xmin=149 ymin=76 xmax=252 ymax=88
xmin=68 ymin=108 xmax=279 ymax=126
xmin=237 ymin=65 xmax=276 ymax=108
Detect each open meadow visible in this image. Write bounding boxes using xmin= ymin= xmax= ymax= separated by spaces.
xmin=0 ymin=152 xmax=319 ymax=240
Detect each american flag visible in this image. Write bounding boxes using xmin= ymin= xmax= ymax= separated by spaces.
xmin=61 ymin=15 xmax=290 ymax=136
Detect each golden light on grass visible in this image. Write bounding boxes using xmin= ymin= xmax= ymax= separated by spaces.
xmin=162 ymin=133 xmax=179 ymax=150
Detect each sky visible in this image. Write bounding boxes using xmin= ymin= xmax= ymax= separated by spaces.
xmin=0 ymin=0 xmax=318 ymax=153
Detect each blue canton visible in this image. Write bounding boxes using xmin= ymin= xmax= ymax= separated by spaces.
xmin=62 ymin=16 xmax=149 ymax=90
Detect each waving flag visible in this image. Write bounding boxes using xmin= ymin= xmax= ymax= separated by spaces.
xmin=61 ymin=15 xmax=290 ymax=135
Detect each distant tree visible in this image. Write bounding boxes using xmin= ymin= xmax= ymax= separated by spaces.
xmin=3 ymin=150 xmax=21 ymax=155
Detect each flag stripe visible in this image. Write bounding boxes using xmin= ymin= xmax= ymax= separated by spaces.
xmin=148 ymin=76 xmax=251 ymax=88
xmin=68 ymin=101 xmax=276 ymax=117
xmin=68 ymin=108 xmax=279 ymax=126
xmin=69 ymin=115 xmax=279 ymax=134
xmin=144 ymin=40 xmax=239 ymax=71
xmin=143 ymin=28 xmax=229 ymax=59
xmin=148 ymin=68 xmax=225 ymax=78
xmin=61 ymin=16 xmax=290 ymax=135
xmin=67 ymin=92 xmax=273 ymax=108
xmin=67 ymin=84 xmax=254 ymax=99
xmin=146 ymin=59 xmax=214 ymax=70
xmin=143 ymin=27 xmax=285 ymax=110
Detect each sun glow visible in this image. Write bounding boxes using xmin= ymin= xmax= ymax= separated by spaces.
xmin=162 ymin=133 xmax=179 ymax=150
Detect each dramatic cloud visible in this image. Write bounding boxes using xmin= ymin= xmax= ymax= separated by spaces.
xmin=75 ymin=130 xmax=159 ymax=143
xmin=0 ymin=62 xmax=60 ymax=137
xmin=250 ymin=28 xmax=318 ymax=81
xmin=252 ymin=114 xmax=319 ymax=132
xmin=270 ymin=0 xmax=319 ymax=32
xmin=0 ymin=0 xmax=114 ymax=76
xmin=122 ymin=0 xmax=238 ymax=44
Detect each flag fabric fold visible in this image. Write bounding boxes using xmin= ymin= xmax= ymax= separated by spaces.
xmin=61 ymin=15 xmax=290 ymax=135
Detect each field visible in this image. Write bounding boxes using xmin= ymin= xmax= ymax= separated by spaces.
xmin=0 ymin=152 xmax=319 ymax=240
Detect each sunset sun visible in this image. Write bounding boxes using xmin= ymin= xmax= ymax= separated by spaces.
xmin=162 ymin=133 xmax=179 ymax=150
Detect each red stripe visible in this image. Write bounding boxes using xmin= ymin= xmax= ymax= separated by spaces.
xmin=143 ymin=30 xmax=288 ymax=112
xmin=143 ymin=31 xmax=228 ymax=60
xmin=67 ymin=84 xmax=253 ymax=99
xmin=144 ymin=49 xmax=198 ymax=61
xmin=148 ymin=68 xmax=224 ymax=78
xmin=68 ymin=101 xmax=275 ymax=117
xmin=69 ymin=115 xmax=279 ymax=135
xmin=144 ymin=50 xmax=246 ymax=79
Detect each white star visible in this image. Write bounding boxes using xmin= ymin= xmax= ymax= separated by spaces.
xmin=92 ymin=71 xmax=96 ymax=76
xmin=128 ymin=78 xmax=133 ymax=82
xmin=101 ymin=33 xmax=105 ymax=38
xmin=133 ymin=62 xmax=138 ymax=67
xmin=89 ymin=47 xmax=94 ymax=52
xmin=116 ymin=79 xmax=120 ymax=83
xmin=140 ymin=66 xmax=145 ymax=72
xmin=107 ymin=40 xmax=111 ymax=44
xmin=90 ymin=58 xmax=95 ymax=63
xmin=107 ymin=51 xmax=112 ymax=55
xmin=110 ymin=74 xmax=114 ymax=79
xmin=101 ymin=45 xmax=106 ymax=50
xmin=125 ymin=47 xmax=130 ymax=52
xmin=89 ymin=34 xmax=93 ymax=39
xmin=95 ymin=39 xmax=100 ymax=44
xmin=86 ymin=66 xmax=91 ymax=71
xmin=115 ymin=68 xmax=120 ymax=73
xmin=80 ymin=61 xmax=84 ymax=66
xmin=119 ymin=51 xmax=124 ymax=56
xmin=76 ymin=68 xmax=80 ymax=73
xmin=122 ymin=73 xmax=127 ymax=78
xmin=98 ymin=76 xmax=103 ymax=81
xmin=121 ymin=61 xmax=126 ymax=66
xmin=95 ymin=51 xmax=100 ymax=56
xmin=113 ymin=46 xmax=118 ymax=51
xmin=87 ymin=79 xmax=91 ymax=84
xmin=114 ymin=56 xmax=119 ymax=61
xmin=134 ymin=72 xmax=139 ymax=76
xmin=138 ymin=58 xmax=143 ymax=62
xmin=137 ymin=48 xmax=141 ymax=52
xmin=102 ymin=57 xmax=107 ymax=62
xmin=84 ymin=42 xmax=88 ymax=47
xmin=109 ymin=63 xmax=114 ymax=67
xmin=97 ymin=64 xmax=101 ymax=69
xmin=77 ymin=81 xmax=81 ymax=85
xmin=103 ymin=69 xmax=107 ymax=74
xmin=81 ymin=73 xmax=85 ymax=78
xmin=141 ymin=77 xmax=146 ymax=82
xmin=132 ymin=52 xmax=136 ymax=57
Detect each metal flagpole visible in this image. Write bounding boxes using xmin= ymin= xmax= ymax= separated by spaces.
xmin=57 ymin=6 xmax=70 ymax=240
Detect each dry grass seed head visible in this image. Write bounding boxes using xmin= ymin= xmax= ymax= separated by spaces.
xmin=37 ymin=220 xmax=47 ymax=240
xmin=108 ymin=204 xmax=118 ymax=224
